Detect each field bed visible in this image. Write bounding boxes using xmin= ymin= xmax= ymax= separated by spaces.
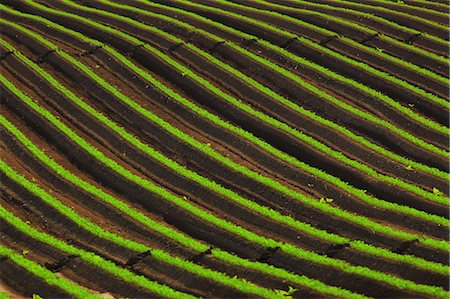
xmin=0 ymin=0 xmax=449 ymax=298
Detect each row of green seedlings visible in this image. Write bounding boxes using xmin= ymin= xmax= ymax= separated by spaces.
xmin=1 ymin=14 xmax=449 ymax=264
xmin=26 ymin=0 xmax=450 ymax=148
xmin=0 ymin=160 xmax=297 ymax=299
xmin=91 ymin=0 xmax=449 ymax=158
xmin=0 ymin=115 xmax=368 ymax=299
xmin=3 ymin=2 xmax=448 ymax=246
xmin=2 ymin=21 xmax=448 ymax=252
xmin=2 ymin=22 xmax=448 ymax=248
xmin=83 ymin=0 xmax=450 ymax=134
xmin=213 ymin=0 xmax=450 ymax=65
xmin=1 ymin=40 xmax=448 ymax=273
xmin=0 ymin=48 xmax=448 ymax=298
xmin=0 ymin=78 xmax=447 ymax=299
xmin=255 ymin=0 xmax=450 ymax=67
xmin=13 ymin=1 xmax=449 ymax=207
xmin=0 ymin=245 xmax=100 ymax=298
xmin=280 ymin=0 xmax=448 ymax=47
xmin=185 ymin=0 xmax=450 ymax=107
xmin=387 ymin=0 xmax=449 ymax=11
xmin=320 ymin=0 xmax=449 ymax=30
xmin=78 ymin=0 xmax=450 ymax=177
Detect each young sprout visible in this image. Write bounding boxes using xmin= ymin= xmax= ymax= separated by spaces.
xmin=320 ymin=197 xmax=334 ymax=203
xmin=433 ymin=188 xmax=443 ymax=196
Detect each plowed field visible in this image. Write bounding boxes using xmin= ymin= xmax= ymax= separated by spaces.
xmin=0 ymin=0 xmax=449 ymax=298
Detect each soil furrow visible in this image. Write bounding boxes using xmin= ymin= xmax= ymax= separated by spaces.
xmin=1 ymin=31 xmax=448 ymax=270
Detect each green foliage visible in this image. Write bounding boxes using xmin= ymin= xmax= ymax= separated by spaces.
xmin=433 ymin=188 xmax=443 ymax=196
xmin=1 ymin=12 xmax=448 ymax=267
xmin=0 ymin=42 xmax=448 ymax=299
xmin=0 ymin=292 xmax=10 ymax=299
xmin=0 ymin=246 xmax=99 ymax=298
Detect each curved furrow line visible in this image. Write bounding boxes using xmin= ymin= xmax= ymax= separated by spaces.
xmin=1 ymin=4 xmax=448 ymax=211
xmin=0 ymin=204 xmax=239 ymax=299
xmin=4 ymin=3 xmax=448 ymax=192
xmin=1 ymin=1 xmax=448 ymax=239
xmin=296 ymin=0 xmax=450 ymax=36
xmin=229 ymin=0 xmax=449 ymax=57
xmin=0 ymin=245 xmax=102 ymax=299
xmin=0 ymin=185 xmax=213 ymax=298
xmin=248 ymin=0 xmax=450 ymax=60
xmin=331 ymin=0 xmax=449 ymax=22
xmin=6 ymin=2 xmax=450 ymax=207
xmin=2 ymin=21 xmax=449 ymax=253
xmin=0 ymin=215 xmax=200 ymax=299
xmin=284 ymin=0 xmax=450 ymax=32
xmin=1 ymin=28 xmax=449 ymax=262
xmin=144 ymin=1 xmax=448 ymax=81
xmin=0 ymin=114 xmax=393 ymax=298
xmin=173 ymin=0 xmax=450 ymax=65
xmin=0 ymin=203 xmax=197 ymax=298
xmin=183 ymin=0 xmax=450 ymax=107
xmin=74 ymin=0 xmax=450 ymax=159
xmin=73 ymin=0 xmax=446 ymax=109
xmin=139 ymin=0 xmax=450 ymax=131
xmin=0 ymin=157 xmax=297 ymax=299
xmin=1 ymin=46 xmax=448 ymax=279
xmin=16 ymin=0 xmax=450 ymax=133
xmin=157 ymin=0 xmax=449 ymax=85
xmin=0 ymin=103 xmax=446 ymax=290
xmin=393 ymin=0 xmax=449 ymax=12
xmin=3 ymin=14 xmax=450 ymax=234
xmin=72 ymin=0 xmax=450 ymax=167
xmin=1 ymin=73 xmax=449 ymax=299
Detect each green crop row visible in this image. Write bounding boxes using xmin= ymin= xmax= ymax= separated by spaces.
xmin=0 ymin=245 xmax=99 ymax=298
xmin=18 ymin=0 xmax=449 ymax=204
xmin=173 ymin=0 xmax=450 ymax=95
xmin=1 ymin=70 xmax=447 ymax=298
xmin=0 ymin=159 xmax=291 ymax=299
xmin=323 ymin=0 xmax=449 ymax=31
xmin=1 ymin=33 xmax=448 ymax=275
xmin=0 ymin=202 xmax=197 ymax=299
xmin=169 ymin=0 xmax=450 ymax=67
xmin=66 ymin=0 xmax=450 ymax=193
xmin=0 ymin=116 xmax=372 ymax=299
xmin=394 ymin=0 xmax=448 ymax=10
xmin=16 ymin=0 xmax=449 ymax=174
xmin=381 ymin=33 xmax=449 ymax=65
xmin=95 ymin=0 xmax=450 ymax=166
xmin=202 ymin=0 xmax=450 ymax=108
xmin=2 ymin=18 xmax=448 ymax=252
xmin=266 ymin=0 xmax=450 ymax=69
xmin=87 ymin=0 xmax=450 ymax=179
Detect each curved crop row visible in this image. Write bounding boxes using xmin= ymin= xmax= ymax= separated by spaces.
xmin=197 ymin=0 xmax=449 ymax=107
xmin=0 ymin=245 xmax=99 ymax=299
xmin=1 ymin=53 xmax=447 ymax=275
xmin=3 ymin=3 xmax=447 ymax=232
xmin=329 ymin=0 xmax=449 ymax=26
xmin=0 ymin=115 xmax=379 ymax=299
xmin=85 ymin=0 xmax=450 ymax=177
xmin=1 ymin=73 xmax=448 ymax=298
xmin=0 ymin=204 xmax=194 ymax=299
xmin=1 ymin=22 xmax=448 ymax=253
xmin=0 ymin=159 xmax=291 ymax=299
xmin=10 ymin=1 xmax=448 ymax=206
xmin=94 ymin=0 xmax=449 ymax=157
xmin=3 ymin=15 xmax=449 ymax=240
xmin=139 ymin=0 xmax=450 ymax=82
xmin=257 ymin=0 xmax=450 ymax=67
